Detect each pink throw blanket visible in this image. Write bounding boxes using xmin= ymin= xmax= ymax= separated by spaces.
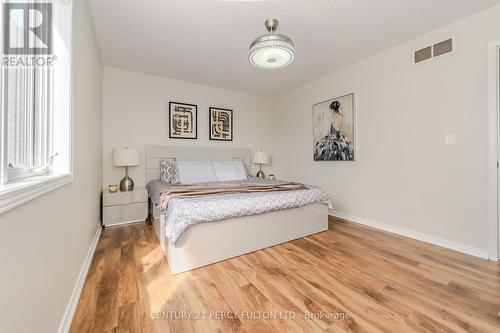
xmin=159 ymin=182 xmax=305 ymax=210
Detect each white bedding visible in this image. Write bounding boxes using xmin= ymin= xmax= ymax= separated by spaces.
xmin=212 ymin=160 xmax=247 ymax=181
xmin=176 ymin=160 xmax=217 ymax=184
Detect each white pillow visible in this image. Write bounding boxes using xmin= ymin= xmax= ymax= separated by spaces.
xmin=213 ymin=160 xmax=248 ymax=181
xmin=177 ymin=161 xmax=217 ymax=184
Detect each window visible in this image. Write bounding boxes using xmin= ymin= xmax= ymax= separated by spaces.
xmin=6 ymin=58 xmax=53 ymax=181
xmin=0 ymin=0 xmax=72 ymax=213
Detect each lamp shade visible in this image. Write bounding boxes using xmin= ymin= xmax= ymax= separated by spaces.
xmin=253 ymin=151 xmax=270 ymax=164
xmin=113 ymin=148 xmax=140 ymax=167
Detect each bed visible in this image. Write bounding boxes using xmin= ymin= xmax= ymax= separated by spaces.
xmin=146 ymin=145 xmax=329 ymax=274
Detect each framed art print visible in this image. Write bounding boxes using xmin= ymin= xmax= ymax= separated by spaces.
xmin=313 ymin=93 xmax=355 ymax=161
xmin=169 ymin=102 xmax=197 ymax=139
xmin=209 ymin=107 xmax=233 ymax=141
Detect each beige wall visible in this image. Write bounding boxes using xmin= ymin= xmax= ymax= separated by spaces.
xmin=0 ymin=1 xmax=103 ymax=332
xmin=102 ymin=66 xmax=273 ymax=188
xmin=271 ymin=5 xmax=500 ymax=252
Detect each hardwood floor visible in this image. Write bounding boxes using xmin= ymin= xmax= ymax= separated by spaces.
xmin=70 ymin=218 xmax=500 ymax=333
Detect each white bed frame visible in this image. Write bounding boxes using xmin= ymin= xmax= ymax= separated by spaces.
xmin=146 ymin=145 xmax=329 ymax=274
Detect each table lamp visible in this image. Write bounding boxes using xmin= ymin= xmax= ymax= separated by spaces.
xmin=113 ymin=147 xmax=140 ymax=191
xmin=253 ymin=151 xmax=270 ymax=178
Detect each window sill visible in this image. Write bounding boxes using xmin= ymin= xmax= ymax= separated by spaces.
xmin=0 ymin=174 xmax=73 ymax=214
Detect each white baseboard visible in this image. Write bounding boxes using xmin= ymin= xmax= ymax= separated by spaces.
xmin=57 ymin=223 xmax=102 ymax=333
xmin=331 ymin=211 xmax=489 ymax=259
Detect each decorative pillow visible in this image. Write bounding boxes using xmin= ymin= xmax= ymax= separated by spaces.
xmin=160 ymin=160 xmax=179 ymax=183
xmin=177 ymin=160 xmax=217 ymax=184
xmin=213 ymin=160 xmax=248 ymax=181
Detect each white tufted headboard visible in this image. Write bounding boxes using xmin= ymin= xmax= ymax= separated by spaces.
xmin=145 ymin=145 xmax=252 ymax=184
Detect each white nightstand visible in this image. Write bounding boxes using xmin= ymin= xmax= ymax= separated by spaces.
xmin=102 ymin=187 xmax=148 ymax=227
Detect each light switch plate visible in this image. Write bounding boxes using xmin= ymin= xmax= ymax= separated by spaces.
xmin=445 ymin=134 xmax=455 ymax=145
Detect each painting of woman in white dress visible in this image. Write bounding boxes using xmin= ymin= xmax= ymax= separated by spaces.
xmin=313 ymin=93 xmax=355 ymax=161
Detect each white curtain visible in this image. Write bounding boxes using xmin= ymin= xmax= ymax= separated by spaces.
xmin=5 ymin=5 xmax=52 ymax=170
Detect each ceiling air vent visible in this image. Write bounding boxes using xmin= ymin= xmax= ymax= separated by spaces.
xmin=433 ymin=39 xmax=453 ymax=57
xmin=414 ymin=38 xmax=453 ymax=64
xmin=415 ymin=46 xmax=432 ymax=63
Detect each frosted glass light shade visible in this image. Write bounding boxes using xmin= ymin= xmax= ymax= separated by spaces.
xmin=249 ymin=36 xmax=295 ymax=69
xmin=253 ymin=151 xmax=270 ymax=164
xmin=113 ymin=148 xmax=140 ymax=166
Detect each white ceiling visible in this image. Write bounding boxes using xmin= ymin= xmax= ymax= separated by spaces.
xmin=88 ymin=0 xmax=500 ymax=96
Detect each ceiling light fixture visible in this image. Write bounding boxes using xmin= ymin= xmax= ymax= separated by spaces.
xmin=249 ymin=19 xmax=295 ymax=70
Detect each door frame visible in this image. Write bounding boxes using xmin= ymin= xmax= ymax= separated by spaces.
xmin=488 ymin=40 xmax=500 ymax=261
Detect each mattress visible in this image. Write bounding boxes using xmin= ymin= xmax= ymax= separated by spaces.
xmin=147 ymin=177 xmax=331 ymax=244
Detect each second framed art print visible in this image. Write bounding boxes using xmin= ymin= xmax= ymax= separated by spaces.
xmin=209 ymin=107 xmax=233 ymax=141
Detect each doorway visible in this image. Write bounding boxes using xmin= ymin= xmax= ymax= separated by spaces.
xmin=488 ymin=41 xmax=500 ymax=261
